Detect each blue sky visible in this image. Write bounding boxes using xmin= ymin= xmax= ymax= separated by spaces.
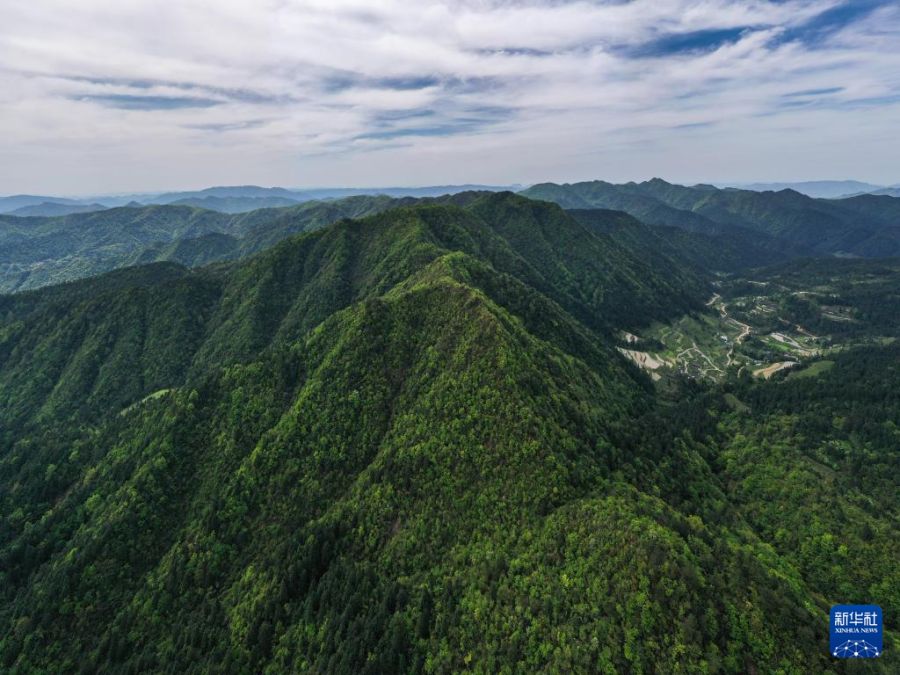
xmin=1 ymin=0 xmax=898 ymax=194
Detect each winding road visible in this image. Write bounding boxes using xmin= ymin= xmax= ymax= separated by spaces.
xmin=707 ymin=293 xmax=751 ymax=366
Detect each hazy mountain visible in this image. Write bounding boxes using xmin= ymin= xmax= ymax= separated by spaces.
xmin=0 ymin=194 xmax=84 ymax=214
xmin=151 ymin=185 xmax=302 ymax=204
xmin=725 ymin=180 xmax=885 ymax=198
xmin=168 ymin=195 xmax=303 ymax=213
xmin=869 ymin=187 xmax=900 ymax=198
xmin=79 ymin=184 xmax=519 ymax=208
xmin=8 ymin=201 xmax=108 ymax=217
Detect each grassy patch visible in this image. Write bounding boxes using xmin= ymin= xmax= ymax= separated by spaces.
xmin=787 ymin=360 xmax=835 ymax=380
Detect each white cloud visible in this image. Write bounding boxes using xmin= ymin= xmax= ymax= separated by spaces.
xmin=0 ymin=0 xmax=897 ymax=193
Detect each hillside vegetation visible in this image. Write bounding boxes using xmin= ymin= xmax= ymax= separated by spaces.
xmin=6 ymin=178 xmax=900 ymax=294
xmin=0 ymin=196 xmax=400 ymax=293
xmin=522 ymin=178 xmax=900 ymax=262
xmin=1 ymin=193 xmax=896 ymax=673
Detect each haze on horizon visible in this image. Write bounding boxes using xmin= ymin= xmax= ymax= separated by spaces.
xmin=1 ymin=0 xmax=899 ymax=196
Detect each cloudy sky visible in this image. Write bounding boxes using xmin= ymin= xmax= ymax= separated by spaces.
xmin=1 ymin=0 xmax=899 ymax=195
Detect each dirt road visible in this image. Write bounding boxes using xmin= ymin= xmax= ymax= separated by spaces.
xmin=753 ymin=361 xmax=798 ymax=379
xmin=710 ymin=296 xmax=751 ymax=366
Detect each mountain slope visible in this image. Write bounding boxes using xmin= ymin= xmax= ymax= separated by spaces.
xmin=635 ymin=180 xmax=898 ymax=254
xmin=0 ymin=194 xmax=895 ymax=673
xmin=0 ymin=194 xmax=700 ymax=440
xmin=568 ymin=208 xmax=779 ymax=273
xmin=522 ymin=179 xmax=900 ymax=260
xmin=0 ymin=196 xmax=399 ymax=293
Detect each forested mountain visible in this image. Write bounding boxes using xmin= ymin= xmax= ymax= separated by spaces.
xmin=8 ymin=202 xmax=109 ymax=218
xmin=146 ymin=184 xmax=516 ymax=208
xmin=6 ymin=179 xmax=898 ymax=296
xmin=522 ymin=178 xmax=900 ymax=259
xmin=568 ymin=208 xmax=786 ymax=271
xmin=0 ymin=184 xmax=518 ymax=212
xmin=1 ymin=192 xmax=896 ymax=672
xmin=0 ymin=196 xmax=400 ymax=293
xmin=0 ymin=193 xmax=532 ymax=294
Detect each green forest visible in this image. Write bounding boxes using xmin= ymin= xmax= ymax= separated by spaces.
xmin=1 ymin=192 xmax=897 ymax=673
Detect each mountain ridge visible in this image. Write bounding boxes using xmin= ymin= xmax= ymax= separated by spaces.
xmin=1 ymin=192 xmax=897 ymax=672
xmin=723 ymin=180 xmax=885 ymax=198
xmin=521 ymin=178 xmax=900 ymax=258
xmin=6 ymin=177 xmax=900 ymax=296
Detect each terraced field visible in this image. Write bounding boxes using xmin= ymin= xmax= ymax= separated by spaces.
xmin=618 ymin=261 xmax=899 ymax=384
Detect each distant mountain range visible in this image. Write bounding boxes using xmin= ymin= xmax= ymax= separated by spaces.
xmin=0 ymin=194 xmax=86 ymax=214
xmin=0 ymin=195 xmax=405 ymax=293
xmin=8 ymin=201 xmax=109 ymax=217
xmin=167 ymin=195 xmax=305 ymax=212
xmin=722 ymin=180 xmax=889 ymax=199
xmin=3 ymin=178 xmax=900 ymax=294
xmin=521 ymin=178 xmax=900 ymax=258
xmin=869 ymin=187 xmax=900 ymax=198
xmin=0 ymin=184 xmax=520 ymax=215
xmin=3 ymin=181 xmax=897 ymax=216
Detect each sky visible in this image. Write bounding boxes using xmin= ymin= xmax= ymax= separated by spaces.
xmin=1 ymin=0 xmax=899 ymax=195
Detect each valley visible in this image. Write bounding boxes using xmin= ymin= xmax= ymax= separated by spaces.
xmin=618 ymin=261 xmax=900 ymax=385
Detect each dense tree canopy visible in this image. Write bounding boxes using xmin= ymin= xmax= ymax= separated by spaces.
xmin=0 ymin=193 xmax=896 ymax=672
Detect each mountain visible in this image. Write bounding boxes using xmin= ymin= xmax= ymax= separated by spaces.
xmin=568 ymin=208 xmax=781 ymax=272
xmin=79 ymin=184 xmax=519 ymax=208
xmin=2 ymin=185 xmax=521 ymax=212
xmin=1 ymin=192 xmax=897 ymax=672
xmin=307 ymin=184 xmax=520 ymax=200
xmin=6 ymin=178 xmax=899 ymax=295
xmin=727 ymin=180 xmax=884 ymax=198
xmin=521 ymin=181 xmax=806 ymax=268
xmin=8 ymin=201 xmax=108 ymax=217
xmin=869 ymin=187 xmax=900 ymax=198
xmin=522 ymin=178 xmax=900 ymax=259
xmin=0 ymin=194 xmax=84 ymax=214
xmin=168 ymin=195 xmax=303 ymax=213
xmin=151 ymin=185 xmax=302 ymax=204
xmin=0 ymin=196 xmax=400 ymax=293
